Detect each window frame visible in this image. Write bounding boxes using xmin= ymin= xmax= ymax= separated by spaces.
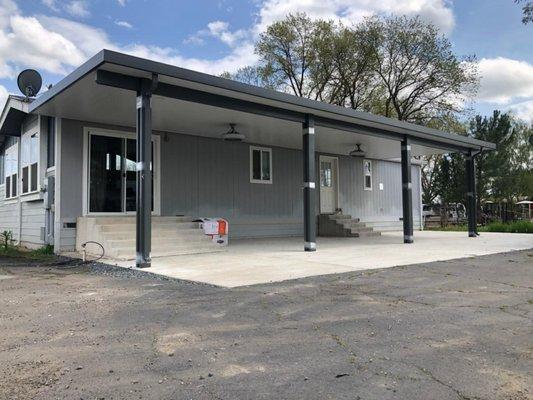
xmin=363 ymin=159 xmax=373 ymax=191
xmin=249 ymin=145 xmax=273 ymax=184
xmin=47 ymin=116 xmax=55 ymax=169
xmin=20 ymin=129 xmax=40 ymax=196
xmin=4 ymin=142 xmax=18 ymax=199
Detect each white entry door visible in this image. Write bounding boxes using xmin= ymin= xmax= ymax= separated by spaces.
xmin=319 ymin=156 xmax=339 ymax=214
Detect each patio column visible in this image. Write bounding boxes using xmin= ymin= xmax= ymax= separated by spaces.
xmin=303 ymin=114 xmax=316 ymax=251
xmin=135 ymin=80 xmax=153 ymax=268
xmin=401 ymin=136 xmax=414 ymax=243
xmin=466 ymin=150 xmax=478 ymax=237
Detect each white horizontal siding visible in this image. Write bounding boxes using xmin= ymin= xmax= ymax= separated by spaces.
xmin=20 ymin=200 xmax=45 ymax=247
xmin=0 ymin=186 xmax=20 ymax=241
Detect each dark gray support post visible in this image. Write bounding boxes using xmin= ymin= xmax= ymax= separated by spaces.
xmin=466 ymin=150 xmax=478 ymax=237
xmin=401 ymin=136 xmax=414 ymax=243
xmin=303 ymin=114 xmax=316 ymax=251
xmin=135 ymin=78 xmax=155 ymax=268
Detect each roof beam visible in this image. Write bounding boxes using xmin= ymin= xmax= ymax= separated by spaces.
xmin=95 ymin=69 xmax=476 ymax=154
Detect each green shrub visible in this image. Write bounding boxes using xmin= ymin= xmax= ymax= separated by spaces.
xmin=0 ymin=230 xmax=14 ymax=250
xmin=33 ymin=244 xmax=54 ymax=255
xmin=480 ymin=221 xmax=533 ymax=233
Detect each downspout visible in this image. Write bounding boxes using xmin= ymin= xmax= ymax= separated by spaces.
xmin=17 ymin=128 xmax=22 ymax=245
xmin=419 ymin=164 xmax=423 ymax=231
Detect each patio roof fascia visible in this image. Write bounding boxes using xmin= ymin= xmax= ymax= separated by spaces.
xmin=28 ymin=49 xmax=496 ymax=153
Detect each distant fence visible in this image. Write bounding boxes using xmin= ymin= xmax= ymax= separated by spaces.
xmin=424 ymin=202 xmax=532 ymax=229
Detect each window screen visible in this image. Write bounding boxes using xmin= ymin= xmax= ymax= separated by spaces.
xmin=363 ymin=160 xmax=372 ymax=190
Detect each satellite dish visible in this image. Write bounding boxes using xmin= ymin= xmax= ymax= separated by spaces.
xmin=17 ymin=69 xmax=42 ymax=98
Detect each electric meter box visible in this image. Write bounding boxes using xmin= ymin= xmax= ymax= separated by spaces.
xmin=199 ymin=218 xmax=229 ymax=246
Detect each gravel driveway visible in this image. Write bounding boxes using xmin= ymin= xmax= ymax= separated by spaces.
xmin=0 ymin=250 xmax=532 ymax=400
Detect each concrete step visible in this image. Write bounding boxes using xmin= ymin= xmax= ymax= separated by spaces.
xmin=100 ymin=224 xmax=200 ymax=234
xmin=101 ymin=230 xmax=205 ymax=241
xmin=328 ymin=214 xmax=353 ymax=220
xmin=106 ymin=235 xmax=209 ymax=248
xmin=351 ymin=231 xmax=381 ymax=237
xmin=338 ymin=220 xmax=364 ymax=228
xmin=98 ymin=221 xmax=199 ymax=232
xmin=91 ymin=216 xmax=194 ymax=225
xmin=112 ymin=243 xmax=224 ymax=260
xmin=349 ymin=226 xmax=375 ymax=233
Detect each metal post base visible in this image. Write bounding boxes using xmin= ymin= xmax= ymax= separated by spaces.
xmin=304 ymin=242 xmax=316 ymax=252
xmin=136 ymin=261 xmax=151 ymax=268
xmin=404 ymin=235 xmax=414 ymax=244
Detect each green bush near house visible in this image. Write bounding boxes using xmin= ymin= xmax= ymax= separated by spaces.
xmin=426 ymin=221 xmax=533 ymax=233
xmin=0 ymin=241 xmax=56 ymax=261
xmin=480 ymin=221 xmax=533 ymax=234
xmin=0 ymin=230 xmax=14 ymax=250
xmin=33 ymin=244 xmax=55 ymax=255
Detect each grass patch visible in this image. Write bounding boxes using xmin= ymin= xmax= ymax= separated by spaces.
xmin=426 ymin=225 xmax=468 ymax=232
xmin=427 ymin=221 xmax=533 ymax=233
xmin=0 ymin=245 xmax=56 ymax=261
xmin=480 ymin=221 xmax=533 ymax=234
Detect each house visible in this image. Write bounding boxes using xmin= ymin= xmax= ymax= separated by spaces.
xmin=0 ymin=50 xmax=496 ymax=268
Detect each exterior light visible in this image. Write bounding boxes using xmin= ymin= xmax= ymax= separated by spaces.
xmin=349 ymin=144 xmax=366 ymax=157
xmin=221 ymin=123 xmax=245 ymax=142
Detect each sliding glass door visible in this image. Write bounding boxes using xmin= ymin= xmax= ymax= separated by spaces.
xmin=88 ymin=132 xmax=158 ymax=214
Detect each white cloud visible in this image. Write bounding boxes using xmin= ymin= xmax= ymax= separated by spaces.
xmin=0 ymin=0 xmax=18 ymax=28
xmin=0 ymin=7 xmax=256 ymax=78
xmin=186 ymin=20 xmax=248 ymax=48
xmin=65 ymin=1 xmax=90 ymax=18
xmin=115 ymin=20 xmax=133 ymax=29
xmin=0 ymin=15 xmax=86 ymax=77
xmin=42 ymin=0 xmax=59 ymax=12
xmin=507 ymin=99 xmax=533 ymax=123
xmin=0 ymin=84 xmax=8 ymax=108
xmin=477 ymin=57 xmax=533 ymax=104
xmin=0 ymin=0 xmax=458 ymax=96
xmin=255 ymin=0 xmax=455 ymax=33
xmin=207 ymin=21 xmax=247 ymax=47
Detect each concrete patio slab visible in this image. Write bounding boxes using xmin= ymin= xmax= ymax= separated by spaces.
xmin=106 ymin=231 xmax=532 ymax=287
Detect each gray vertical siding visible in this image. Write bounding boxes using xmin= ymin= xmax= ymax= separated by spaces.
xmin=59 ymin=119 xmax=423 ymax=238
xmin=160 ymin=134 xmax=304 ymax=237
xmin=337 ymin=156 xmax=421 ymax=229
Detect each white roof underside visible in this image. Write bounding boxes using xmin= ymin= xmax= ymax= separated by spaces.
xmin=34 ymin=62 xmax=449 ymax=159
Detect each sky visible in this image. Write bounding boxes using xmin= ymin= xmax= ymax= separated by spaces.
xmin=0 ymin=0 xmax=532 ymax=123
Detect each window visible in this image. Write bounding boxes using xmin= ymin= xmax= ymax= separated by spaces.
xmin=320 ymin=160 xmax=333 ymax=187
xmin=47 ymin=117 xmax=55 ymax=168
xmin=363 ymin=159 xmax=372 ymax=190
xmin=250 ymin=146 xmax=272 ymax=184
xmin=4 ymin=142 xmax=18 ymax=199
xmin=21 ymin=130 xmax=39 ymax=194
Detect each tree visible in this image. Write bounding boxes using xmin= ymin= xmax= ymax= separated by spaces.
xmin=220 ymin=65 xmax=282 ymax=90
xmin=360 ymin=16 xmax=478 ymax=123
xmin=329 ymin=25 xmax=380 ymax=110
xmin=421 ymin=114 xmax=469 ymax=204
xmin=469 ymin=111 xmax=514 ymax=203
xmin=515 ymin=0 xmax=533 ymax=24
xmin=255 ymin=13 xmax=338 ymax=100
